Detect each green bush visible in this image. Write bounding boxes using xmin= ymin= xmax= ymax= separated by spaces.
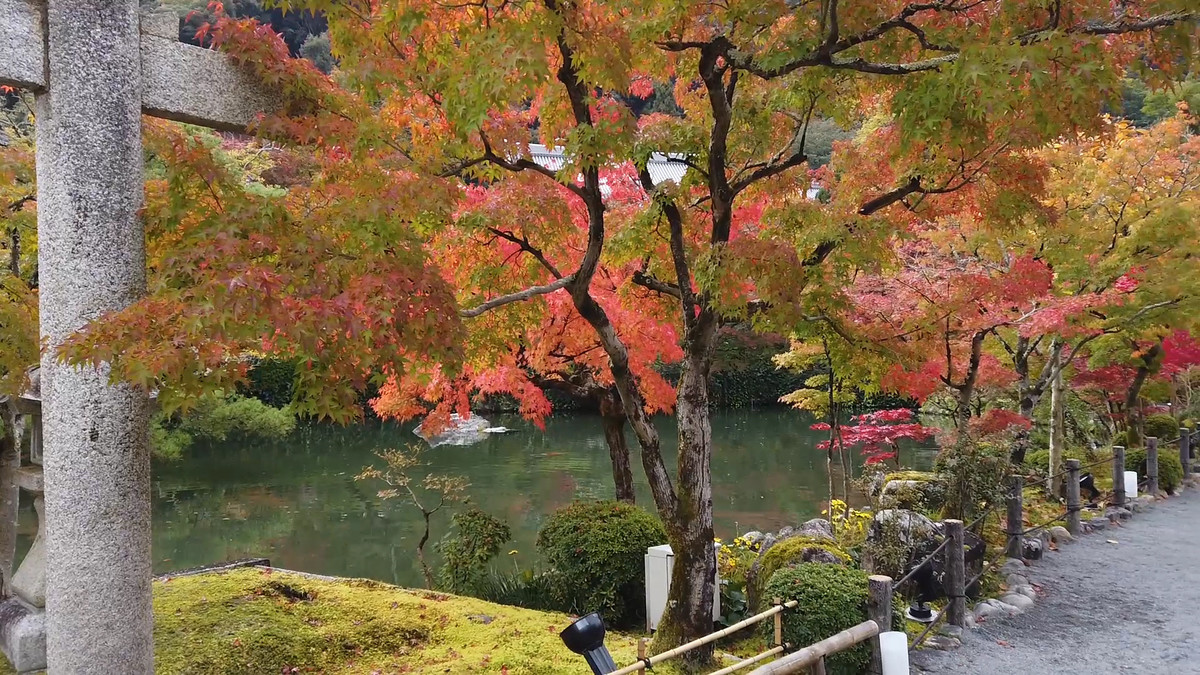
xmin=1144 ymin=414 xmax=1181 ymax=443
xmin=748 ymin=536 xmax=849 ymax=610
xmin=536 ymin=501 xmax=667 ymax=627
xmin=242 ymin=358 xmax=297 ymax=408
xmin=1125 ymin=447 xmax=1185 ymax=494
xmin=763 ymin=564 xmax=902 ymax=675
xmin=1023 ymin=446 xmax=1088 ymax=473
xmin=437 ymin=508 xmax=511 ymax=595
xmin=151 ymin=392 xmax=296 ymax=460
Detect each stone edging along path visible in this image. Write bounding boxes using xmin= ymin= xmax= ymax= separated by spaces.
xmin=910 ymin=482 xmax=1200 ymax=674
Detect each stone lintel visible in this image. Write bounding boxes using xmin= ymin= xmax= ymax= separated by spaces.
xmin=0 ymin=0 xmax=45 ymax=90
xmin=1 ymin=3 xmax=281 ymax=131
xmin=140 ymin=32 xmax=282 ymax=132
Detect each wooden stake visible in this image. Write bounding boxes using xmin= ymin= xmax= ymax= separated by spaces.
xmin=1180 ymin=429 xmax=1191 ymax=480
xmin=1147 ymin=437 xmax=1159 ymax=495
xmin=1065 ymin=459 xmax=1081 ymax=536
xmin=773 ymin=597 xmax=783 ymax=647
xmin=944 ymin=520 xmax=966 ymax=627
xmin=867 ymin=575 xmax=893 ymax=675
xmin=1006 ymin=475 xmax=1024 ymax=559
xmin=1113 ymin=445 xmax=1126 ymax=507
xmin=636 ymin=638 xmax=646 ymax=675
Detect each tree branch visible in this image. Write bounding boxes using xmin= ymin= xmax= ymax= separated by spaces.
xmin=459 ymin=275 xmax=574 ymax=317
xmin=631 ymin=269 xmax=682 ymax=298
xmin=486 ymin=227 xmax=563 ymax=279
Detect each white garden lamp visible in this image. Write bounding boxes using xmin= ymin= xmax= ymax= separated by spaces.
xmin=1124 ymin=470 xmax=1138 ymax=499
xmin=879 ymin=631 xmax=910 ymax=675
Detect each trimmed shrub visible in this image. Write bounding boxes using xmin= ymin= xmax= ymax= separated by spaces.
xmin=763 ymin=564 xmax=902 ymax=675
xmin=1144 ymin=414 xmax=1181 ymax=443
xmin=437 ymin=509 xmax=511 ymax=595
xmin=536 ymin=501 xmax=667 ymax=628
xmin=1023 ymin=446 xmax=1088 ymax=473
xmin=747 ymin=536 xmax=850 ymax=609
xmin=1125 ymin=448 xmax=1185 ymax=494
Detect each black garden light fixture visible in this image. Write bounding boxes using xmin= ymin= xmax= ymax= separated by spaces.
xmin=560 ymin=612 xmax=617 ymax=675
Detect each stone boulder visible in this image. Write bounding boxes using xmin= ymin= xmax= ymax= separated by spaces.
xmin=746 ymin=532 xmax=849 ymax=609
xmin=875 ymin=471 xmax=949 ymax=510
xmin=414 ymin=413 xmax=491 ymax=447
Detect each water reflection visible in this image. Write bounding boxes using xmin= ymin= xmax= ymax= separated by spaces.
xmin=18 ymin=409 xmax=935 ymax=588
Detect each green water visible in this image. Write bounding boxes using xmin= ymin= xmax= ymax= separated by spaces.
xmin=22 ymin=409 xmax=935 ymax=588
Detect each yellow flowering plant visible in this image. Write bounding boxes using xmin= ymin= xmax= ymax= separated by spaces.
xmin=821 ymin=500 xmax=873 ymax=551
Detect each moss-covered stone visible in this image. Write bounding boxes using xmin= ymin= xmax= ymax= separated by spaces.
xmin=876 ymin=471 xmax=947 ymax=511
xmin=151 ymin=568 xmax=645 ymax=674
xmin=746 ymin=536 xmax=850 ymax=609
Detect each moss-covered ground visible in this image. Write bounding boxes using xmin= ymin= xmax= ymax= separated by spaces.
xmin=153 ymin=568 xmax=649 ymax=674
xmin=0 ymin=568 xmax=659 ymax=674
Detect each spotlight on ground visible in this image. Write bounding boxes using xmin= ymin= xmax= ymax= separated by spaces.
xmin=560 ymin=612 xmax=617 ymax=674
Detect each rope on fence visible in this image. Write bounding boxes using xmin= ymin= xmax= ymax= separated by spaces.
xmin=910 ymin=605 xmax=950 ymax=648
xmin=894 ymin=536 xmax=952 ymax=587
xmin=966 ymin=503 xmax=998 ymax=531
xmin=966 ymin=549 xmax=1011 ymax=590
xmin=1019 ymin=508 xmax=1070 ymax=536
xmin=1021 ymin=455 xmax=1113 ymax=489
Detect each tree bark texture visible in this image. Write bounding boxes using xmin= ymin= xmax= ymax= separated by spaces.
xmin=600 ymin=390 xmax=635 ymax=504
xmin=1048 ymin=344 xmax=1066 ymax=495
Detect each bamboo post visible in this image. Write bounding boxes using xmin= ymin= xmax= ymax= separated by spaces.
xmin=636 ymin=638 xmax=646 ymax=675
xmin=1065 ymin=459 xmax=1081 ymax=536
xmin=1180 ymin=428 xmax=1191 ymax=479
xmin=1113 ymin=445 xmax=1126 ymax=507
xmin=810 ymin=657 xmax=827 ymax=675
xmin=944 ymin=519 xmax=966 ymax=627
xmin=1147 ymin=436 xmax=1159 ymax=495
xmin=773 ymin=598 xmax=783 ymax=647
xmin=1006 ymin=475 xmax=1023 ymax=559
xmin=866 ymin=575 xmax=893 ymax=675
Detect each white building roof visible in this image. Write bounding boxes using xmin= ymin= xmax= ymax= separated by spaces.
xmin=526 ymin=144 xmax=821 ymax=198
xmin=528 ymin=144 xmax=688 ymax=186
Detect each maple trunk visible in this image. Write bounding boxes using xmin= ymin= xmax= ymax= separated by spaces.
xmin=953 ymin=331 xmax=987 ymax=430
xmin=1124 ymin=341 xmax=1164 ymax=445
xmin=1047 ymin=345 xmax=1066 ymax=494
xmin=599 ymin=391 xmax=635 ymax=504
xmin=655 ymin=340 xmax=717 ymax=663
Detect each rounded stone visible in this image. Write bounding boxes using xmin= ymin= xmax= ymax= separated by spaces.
xmin=1000 ymin=593 xmax=1035 ymax=610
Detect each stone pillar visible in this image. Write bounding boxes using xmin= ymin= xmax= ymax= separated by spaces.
xmin=35 ymin=0 xmax=152 ymax=672
xmin=0 ymin=411 xmax=20 ymax=587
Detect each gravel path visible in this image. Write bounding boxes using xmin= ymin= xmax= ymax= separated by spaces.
xmin=911 ymin=489 xmax=1200 ymax=675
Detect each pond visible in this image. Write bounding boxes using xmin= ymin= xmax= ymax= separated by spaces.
xmin=19 ymin=409 xmax=936 ymax=589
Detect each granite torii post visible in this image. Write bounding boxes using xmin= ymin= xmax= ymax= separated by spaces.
xmin=0 ymin=1 xmax=277 ymax=671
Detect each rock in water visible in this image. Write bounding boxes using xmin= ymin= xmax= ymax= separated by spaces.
xmin=414 ymin=413 xmax=492 ymax=447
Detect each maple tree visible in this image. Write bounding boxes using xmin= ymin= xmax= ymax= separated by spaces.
xmin=813 ymin=408 xmax=937 ymax=468
xmin=238 ymin=0 xmax=1196 ymax=653
xmin=4 ymin=0 xmax=1190 ymax=655
xmin=370 ymin=168 xmax=683 ymax=504
xmin=995 ymin=111 xmax=1200 ymax=454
